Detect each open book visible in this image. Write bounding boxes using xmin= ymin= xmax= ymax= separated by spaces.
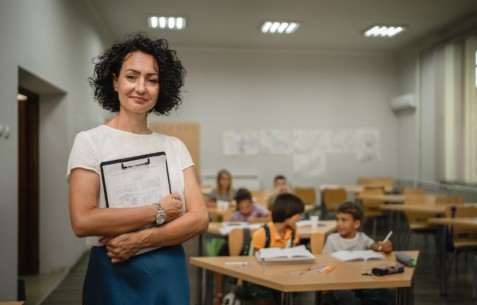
xmin=331 ymin=250 xmax=384 ymax=262
xmin=255 ymin=245 xmax=316 ymax=264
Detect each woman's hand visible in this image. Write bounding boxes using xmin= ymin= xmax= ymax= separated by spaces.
xmin=100 ymin=230 xmax=148 ymax=264
xmin=160 ymin=193 xmax=183 ymax=222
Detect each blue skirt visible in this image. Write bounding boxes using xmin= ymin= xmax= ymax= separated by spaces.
xmin=83 ymin=245 xmax=189 ymax=305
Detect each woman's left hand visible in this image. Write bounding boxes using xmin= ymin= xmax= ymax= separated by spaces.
xmin=100 ymin=230 xmax=147 ymax=264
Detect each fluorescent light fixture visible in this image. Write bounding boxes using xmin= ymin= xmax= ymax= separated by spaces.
xmin=363 ymin=25 xmax=406 ymax=38
xmin=261 ymin=21 xmax=299 ymax=34
xmin=148 ymin=16 xmax=186 ymax=30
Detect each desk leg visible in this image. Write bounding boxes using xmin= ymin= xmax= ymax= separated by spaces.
xmin=473 ymin=254 xmax=477 ymax=304
xmin=396 ymin=283 xmax=413 ymax=305
xmin=195 ymin=234 xmax=204 ymax=305
xmin=436 ymin=224 xmax=447 ymax=296
xmin=204 ymin=269 xmax=213 ymax=305
xmin=280 ymin=292 xmax=292 ymax=305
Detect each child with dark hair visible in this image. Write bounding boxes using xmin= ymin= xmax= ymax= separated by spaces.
xmin=213 ymin=188 xmax=271 ymax=305
xmin=322 ymin=201 xmax=394 ymax=305
xmin=229 ymin=188 xmax=271 ymax=223
xmin=245 ymin=193 xmax=305 ymax=305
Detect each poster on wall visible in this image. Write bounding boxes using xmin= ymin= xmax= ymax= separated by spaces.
xmin=259 ymin=129 xmax=295 ymax=154
xmin=223 ymin=130 xmax=259 ymax=155
xmin=293 ymin=150 xmax=326 ymax=177
xmin=355 ymin=129 xmax=381 ymax=162
xmin=293 ymin=129 xmax=329 ymax=154
xmin=327 ymin=129 xmax=357 ymax=154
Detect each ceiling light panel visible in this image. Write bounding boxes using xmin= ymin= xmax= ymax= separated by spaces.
xmin=363 ymin=25 xmax=406 ymax=38
xmin=261 ymin=21 xmax=299 ymax=34
xmin=148 ymin=16 xmax=186 ymax=30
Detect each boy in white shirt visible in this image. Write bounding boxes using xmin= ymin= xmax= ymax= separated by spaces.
xmin=322 ymin=201 xmax=394 ymax=305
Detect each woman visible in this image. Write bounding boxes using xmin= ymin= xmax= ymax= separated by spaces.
xmin=67 ymin=33 xmax=208 ymax=305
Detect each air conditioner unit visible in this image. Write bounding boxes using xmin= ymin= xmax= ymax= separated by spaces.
xmin=390 ymin=94 xmax=415 ymax=112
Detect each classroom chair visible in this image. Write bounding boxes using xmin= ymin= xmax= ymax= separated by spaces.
xmin=444 ymin=204 xmax=477 ymax=299
xmin=226 ymin=228 xmax=254 ymax=305
xmin=250 ymin=189 xmax=273 ymax=209
xmin=359 ymin=186 xmax=386 ymax=239
xmin=357 ymin=176 xmax=394 ymax=192
xmin=320 ymin=187 xmax=347 ymax=219
xmin=402 ymin=187 xmax=425 ymax=195
xmin=402 ymin=194 xmax=438 ymax=249
xmin=295 ymin=186 xmax=318 ymax=214
xmin=403 ymin=194 xmax=463 ymax=249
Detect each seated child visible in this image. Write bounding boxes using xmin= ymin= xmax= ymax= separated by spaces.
xmin=245 ymin=193 xmax=305 ymax=305
xmin=213 ymin=188 xmax=271 ymax=305
xmin=229 ymin=188 xmax=271 ymax=223
xmin=322 ymin=201 xmax=394 ymax=305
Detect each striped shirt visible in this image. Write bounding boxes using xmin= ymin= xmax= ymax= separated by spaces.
xmin=322 ymin=232 xmax=374 ymax=254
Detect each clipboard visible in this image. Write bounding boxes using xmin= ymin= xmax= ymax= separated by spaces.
xmin=100 ymin=152 xmax=171 ymax=208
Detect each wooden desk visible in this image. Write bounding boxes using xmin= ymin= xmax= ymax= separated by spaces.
xmin=191 ymin=251 xmax=418 ymax=305
xmin=380 ymin=204 xmax=446 ymax=214
xmin=0 ymin=302 xmax=25 ymax=305
xmin=208 ymin=220 xmax=337 ymax=239
xmin=358 ymin=194 xmax=404 ymax=203
xmin=428 ymin=217 xmax=477 ymax=298
xmin=344 ymin=185 xmax=394 ymax=194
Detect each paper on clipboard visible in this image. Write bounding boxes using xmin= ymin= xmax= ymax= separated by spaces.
xmin=100 ymin=152 xmax=171 ymax=208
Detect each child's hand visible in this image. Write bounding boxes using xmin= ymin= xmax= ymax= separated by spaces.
xmin=247 ymin=216 xmax=258 ymax=223
xmin=377 ymin=240 xmax=393 ymax=253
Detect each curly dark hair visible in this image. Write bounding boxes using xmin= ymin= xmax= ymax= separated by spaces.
xmin=336 ymin=201 xmax=363 ymax=221
xmin=88 ymin=32 xmax=186 ymax=115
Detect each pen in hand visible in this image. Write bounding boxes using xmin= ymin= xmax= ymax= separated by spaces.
xmin=378 ymin=231 xmax=393 ymax=251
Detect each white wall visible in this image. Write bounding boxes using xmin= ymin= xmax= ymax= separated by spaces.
xmin=395 ymin=51 xmax=419 ymax=181
xmin=154 ymin=48 xmax=400 ymax=190
xmin=0 ymin=0 xmax=109 ymax=300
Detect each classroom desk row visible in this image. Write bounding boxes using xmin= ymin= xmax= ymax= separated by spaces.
xmin=195 ymin=220 xmax=337 ymax=304
xmin=190 ymin=251 xmax=419 ymax=305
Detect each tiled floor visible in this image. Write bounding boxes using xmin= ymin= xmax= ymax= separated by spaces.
xmin=23 ymin=219 xmax=476 ymax=305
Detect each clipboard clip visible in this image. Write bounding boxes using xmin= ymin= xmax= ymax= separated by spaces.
xmin=121 ymin=157 xmax=150 ymax=169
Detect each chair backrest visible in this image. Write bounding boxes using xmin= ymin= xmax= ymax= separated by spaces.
xmin=294 ymin=187 xmax=317 ymax=206
xmin=310 ymin=232 xmax=328 ymax=254
xmin=444 ymin=205 xmax=477 ymax=248
xmin=357 ymin=177 xmax=394 ymax=190
xmin=321 ymin=188 xmax=347 ymax=213
xmin=221 ymin=207 xmax=236 ymax=222
xmin=359 ymin=186 xmax=384 ymax=217
xmin=402 ymin=187 xmax=425 ymax=195
xmin=250 ymin=189 xmax=273 ymax=208
xmin=435 ymin=195 xmax=464 ymax=205
xmin=228 ymin=228 xmax=254 ymax=256
xmin=403 ymin=194 xmax=447 ymax=229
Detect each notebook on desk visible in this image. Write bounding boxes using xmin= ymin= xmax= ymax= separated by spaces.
xmin=331 ymin=250 xmax=384 ymax=262
xmin=255 ymin=245 xmax=316 ymax=264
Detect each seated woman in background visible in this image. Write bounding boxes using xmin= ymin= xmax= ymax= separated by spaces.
xmin=206 ymin=169 xmax=235 ymax=207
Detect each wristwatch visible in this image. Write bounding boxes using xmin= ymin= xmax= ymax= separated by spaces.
xmin=155 ymin=203 xmax=166 ymax=225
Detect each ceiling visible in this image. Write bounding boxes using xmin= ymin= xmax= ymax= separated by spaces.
xmin=87 ymin=0 xmax=477 ymax=53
